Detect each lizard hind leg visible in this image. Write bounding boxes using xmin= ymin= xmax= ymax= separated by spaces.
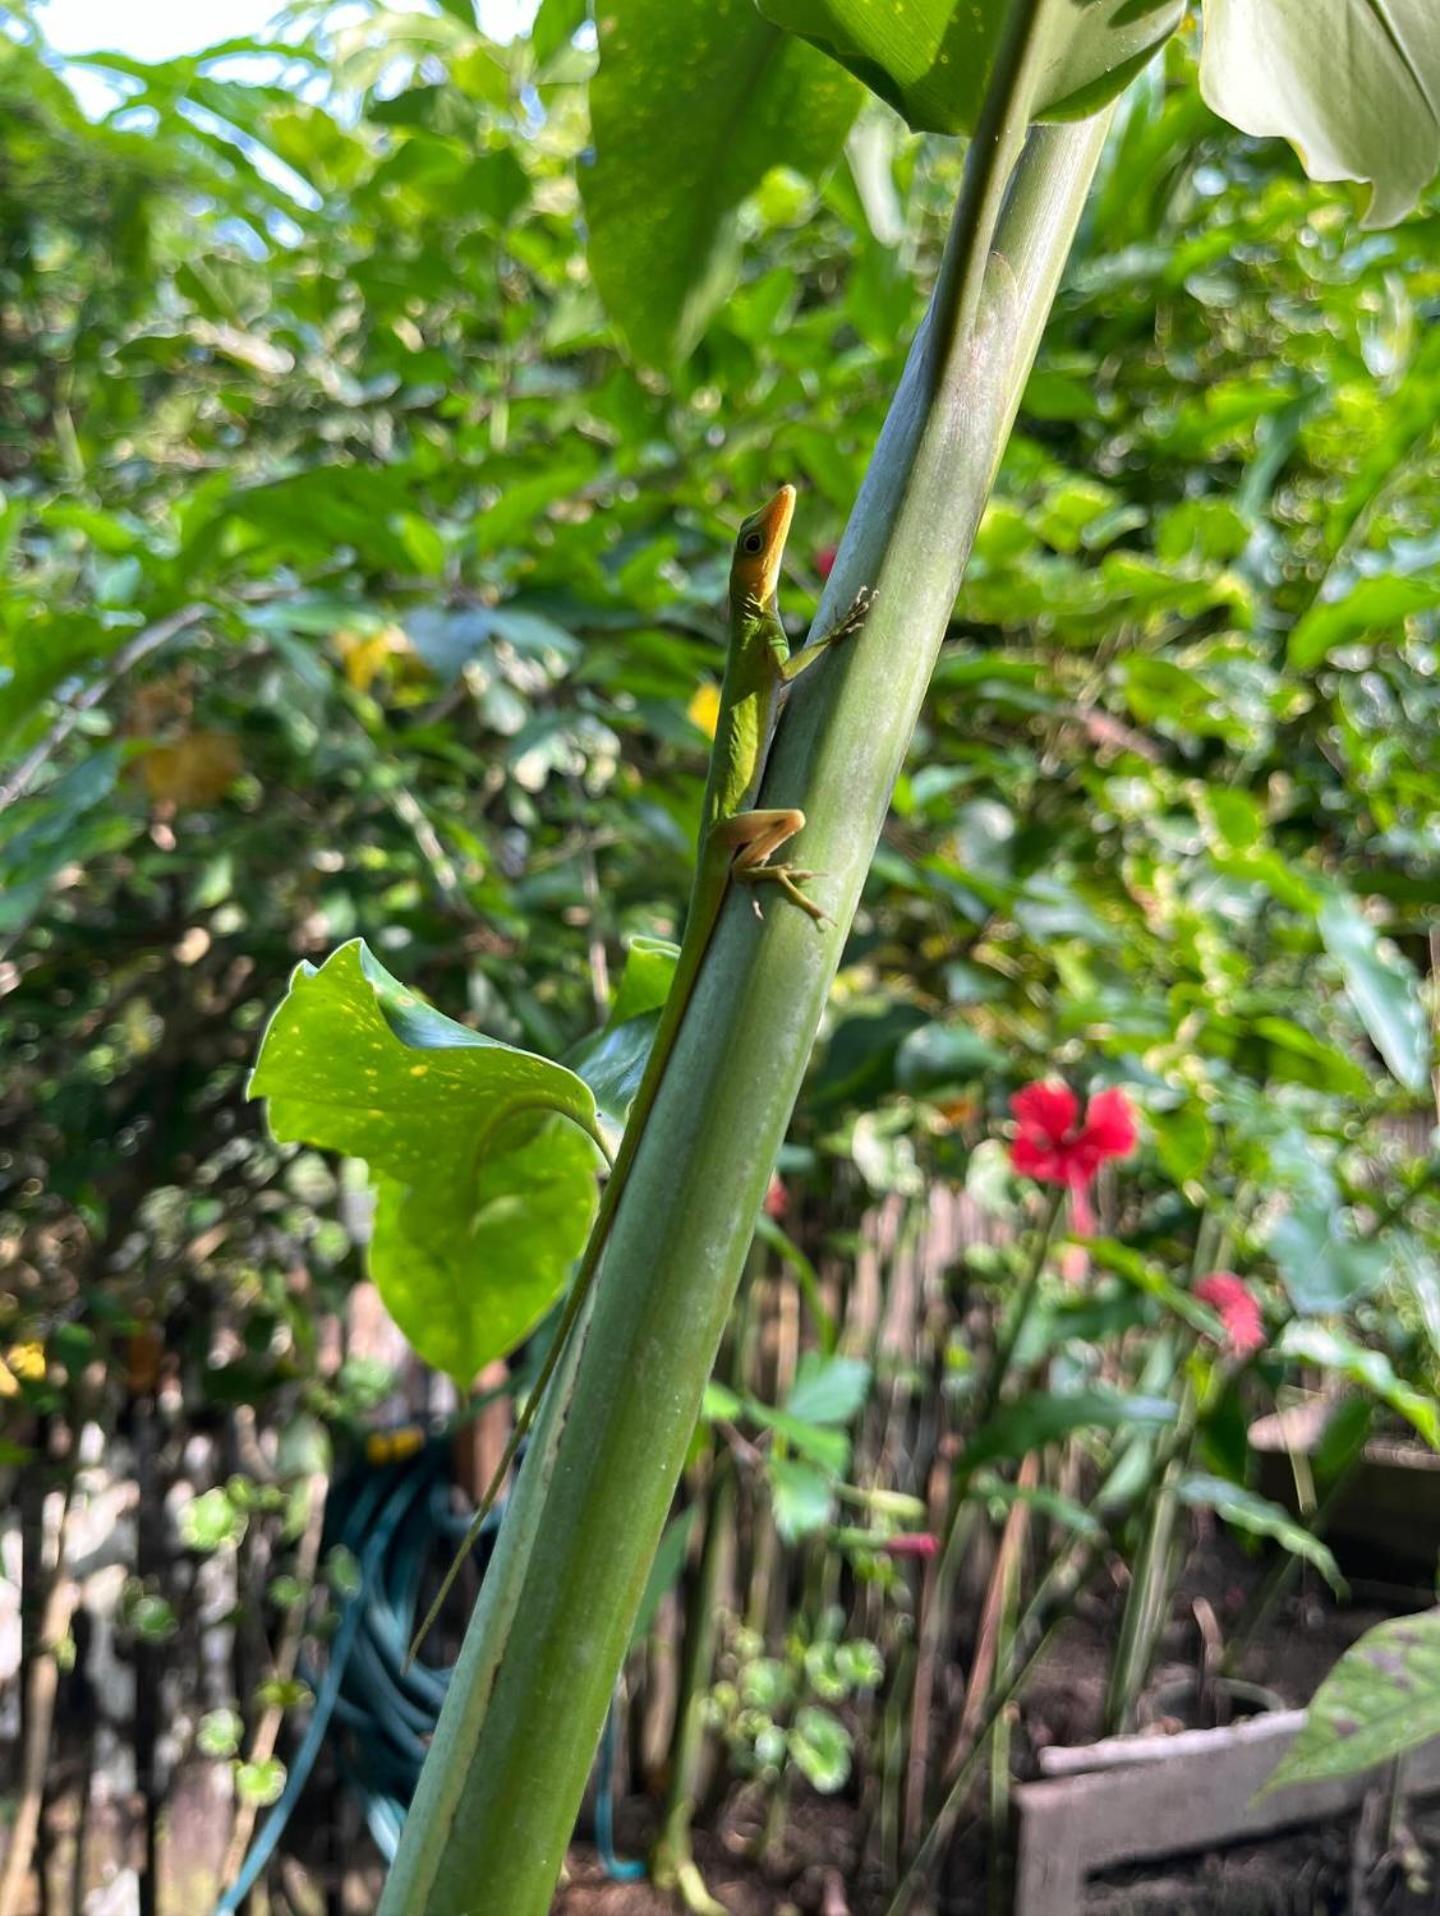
xmin=718 ymin=807 xmax=830 ymax=926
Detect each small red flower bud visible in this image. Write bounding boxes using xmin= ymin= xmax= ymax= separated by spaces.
xmin=1194 ymin=1273 xmax=1266 ymax=1358
xmin=882 ymin=1532 xmax=939 ymax=1560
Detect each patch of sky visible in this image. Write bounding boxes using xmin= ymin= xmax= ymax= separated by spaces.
xmin=36 ymin=0 xmax=540 ymax=117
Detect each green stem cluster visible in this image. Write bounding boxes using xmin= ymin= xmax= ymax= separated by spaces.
xmin=380 ymin=33 xmax=1112 ymax=1916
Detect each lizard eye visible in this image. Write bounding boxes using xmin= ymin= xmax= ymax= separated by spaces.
xmin=742 ymin=530 xmax=764 ymax=554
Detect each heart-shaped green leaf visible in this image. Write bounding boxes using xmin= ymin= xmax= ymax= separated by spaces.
xmin=250 ymin=941 xmax=601 ymax=1385
xmin=1201 ymin=0 xmax=1440 ymax=231
xmin=583 ymin=0 xmax=863 ymax=365
xmin=756 ymin=0 xmax=1183 ymax=137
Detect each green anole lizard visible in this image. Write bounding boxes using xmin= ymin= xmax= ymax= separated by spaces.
xmin=410 ymin=486 xmax=870 ymax=1657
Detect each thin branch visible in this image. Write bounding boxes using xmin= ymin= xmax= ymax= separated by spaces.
xmin=0 ymin=1479 xmax=78 ymax=1916
xmin=217 ymin=1473 xmax=330 ymax=1894
xmin=0 ymin=604 xmax=209 ymax=812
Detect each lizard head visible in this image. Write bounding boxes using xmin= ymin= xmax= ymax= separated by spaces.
xmin=730 ymin=484 xmax=795 ymax=614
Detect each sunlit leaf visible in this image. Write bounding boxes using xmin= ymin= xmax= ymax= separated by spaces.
xmin=1200 ymin=0 xmax=1440 ymax=229
xmin=758 ymin=0 xmax=1182 ymax=133
xmin=250 ymin=942 xmax=601 ymax=1384
xmin=788 ymin=1705 xmax=852 ymax=1792
xmin=584 ymin=0 xmax=862 ymax=364
xmin=1287 ymin=575 xmax=1440 ymax=671
xmin=1264 ymin=1609 xmax=1440 ymax=1792
xmin=1317 ymin=893 xmax=1431 ymax=1093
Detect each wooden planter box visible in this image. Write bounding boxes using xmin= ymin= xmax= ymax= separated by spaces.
xmin=1014 ymin=1712 xmax=1440 ymax=1915
xmin=1248 ymin=1397 xmax=1440 ymax=1574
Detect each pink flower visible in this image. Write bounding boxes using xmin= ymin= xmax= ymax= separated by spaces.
xmin=882 ymin=1533 xmax=939 ymax=1560
xmin=1194 ymin=1273 xmax=1266 ymax=1358
xmin=1008 ymin=1081 xmax=1137 ymax=1233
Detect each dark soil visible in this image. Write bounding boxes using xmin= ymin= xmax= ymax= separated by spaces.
xmin=553 ymin=1526 xmax=1440 ymax=1916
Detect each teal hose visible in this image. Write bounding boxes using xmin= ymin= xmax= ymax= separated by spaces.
xmin=214 ymin=1433 xmax=643 ymax=1907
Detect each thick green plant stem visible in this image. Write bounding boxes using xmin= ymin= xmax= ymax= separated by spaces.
xmin=379 ymin=70 xmax=1111 ymax=1916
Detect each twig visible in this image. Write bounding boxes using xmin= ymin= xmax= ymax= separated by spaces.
xmin=0 ymin=1479 xmax=78 ymax=1916
xmin=217 ymin=1473 xmax=331 ymax=1894
xmin=903 ymin=1189 xmax=1062 ymax=1843
xmin=569 ymin=772 xmax=610 ymax=1020
xmin=951 ymin=1452 xmax=1037 ymax=1763
xmin=0 ymin=604 xmax=209 ymax=811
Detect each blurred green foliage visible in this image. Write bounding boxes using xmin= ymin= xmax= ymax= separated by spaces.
xmin=1 ymin=1 xmax=1438 ymax=1545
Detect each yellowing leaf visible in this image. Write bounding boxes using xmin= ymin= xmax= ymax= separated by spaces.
xmin=688 ymin=681 xmax=722 ymax=739
xmin=333 ymin=624 xmax=417 ymax=693
xmin=140 ymin=731 xmax=242 ymax=807
xmin=5 ymin=1341 xmax=45 ymax=1383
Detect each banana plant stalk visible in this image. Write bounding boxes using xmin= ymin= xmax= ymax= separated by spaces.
xmin=379 ymin=18 xmax=1112 ymax=1913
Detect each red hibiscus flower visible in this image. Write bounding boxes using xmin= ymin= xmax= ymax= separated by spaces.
xmin=1194 ymin=1273 xmax=1266 ymax=1358
xmin=881 ymin=1532 xmax=939 ymax=1560
xmin=1008 ymin=1081 xmax=1136 ymax=1233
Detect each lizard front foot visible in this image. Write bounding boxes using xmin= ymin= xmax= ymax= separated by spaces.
xmin=739 ymin=862 xmax=829 ymax=924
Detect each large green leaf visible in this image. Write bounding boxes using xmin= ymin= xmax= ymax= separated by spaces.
xmin=1265 ymin=1609 xmax=1440 ymax=1793
xmin=785 ymin=1353 xmax=872 ymax=1425
xmin=1287 ymin=575 xmax=1440 ymax=672
xmin=1268 ymin=1205 xmax=1388 ymax=1316
xmin=1200 ymin=0 xmax=1440 ymax=230
xmin=250 ymin=942 xmax=601 ymax=1385
xmin=964 ymin=1388 xmax=1176 ymax=1468
xmin=582 ymin=0 xmax=863 ymax=365
xmin=756 ymin=0 xmax=1183 ymax=136
xmin=1317 ymin=894 xmax=1431 ymax=1093
xmin=1277 ymin=1323 xmax=1440 ymax=1449
xmin=1176 ymin=1473 xmax=1342 ymax=1590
